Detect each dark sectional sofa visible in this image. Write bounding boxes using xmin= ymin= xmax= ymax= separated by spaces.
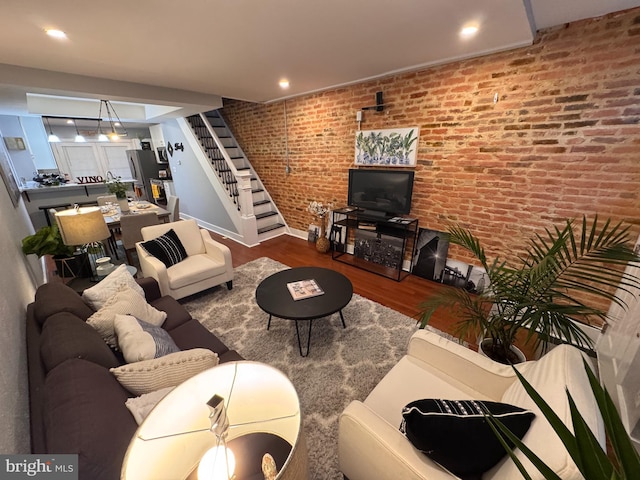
xmin=26 ymin=277 xmax=242 ymax=480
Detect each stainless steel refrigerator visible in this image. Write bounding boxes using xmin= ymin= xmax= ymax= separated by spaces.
xmin=126 ymin=149 xmax=161 ymax=202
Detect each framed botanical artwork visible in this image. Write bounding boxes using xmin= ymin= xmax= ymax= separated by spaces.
xmin=355 ymin=127 xmax=419 ymax=166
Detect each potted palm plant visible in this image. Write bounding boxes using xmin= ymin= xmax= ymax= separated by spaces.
xmin=417 ymin=216 xmax=640 ymax=364
xmin=21 ymin=225 xmax=88 ymax=277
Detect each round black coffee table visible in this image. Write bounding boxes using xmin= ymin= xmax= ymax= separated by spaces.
xmin=255 ymin=266 xmax=353 ymax=356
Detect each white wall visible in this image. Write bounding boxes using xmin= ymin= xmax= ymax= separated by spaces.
xmin=0 ymin=141 xmax=41 ymax=453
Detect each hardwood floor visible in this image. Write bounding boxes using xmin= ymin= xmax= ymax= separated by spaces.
xmin=45 ymin=230 xmax=463 ymax=340
xmin=207 ymin=232 xmax=463 ymax=338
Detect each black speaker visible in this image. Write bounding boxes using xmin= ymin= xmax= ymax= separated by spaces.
xmin=375 ymin=91 xmax=384 ymax=111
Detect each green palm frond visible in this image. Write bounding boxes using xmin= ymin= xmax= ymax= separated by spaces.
xmin=486 ymin=362 xmax=640 ymax=479
xmin=418 ymin=216 xmax=640 ymax=361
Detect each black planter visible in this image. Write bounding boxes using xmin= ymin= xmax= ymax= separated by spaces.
xmin=53 ymin=252 xmax=90 ymax=278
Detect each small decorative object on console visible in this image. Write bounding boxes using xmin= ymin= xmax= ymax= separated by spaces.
xmin=307 ymin=201 xmax=334 ymax=253
xmin=95 ymin=256 xmax=115 ymax=277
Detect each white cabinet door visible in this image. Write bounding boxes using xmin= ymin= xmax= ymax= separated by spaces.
xmin=99 ymin=144 xmax=132 ymax=180
xmin=51 ymin=141 xmax=135 ymax=181
xmin=56 ymin=144 xmax=102 ymax=182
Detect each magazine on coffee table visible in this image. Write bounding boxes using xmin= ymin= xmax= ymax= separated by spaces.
xmin=287 ymin=279 xmax=325 ymax=301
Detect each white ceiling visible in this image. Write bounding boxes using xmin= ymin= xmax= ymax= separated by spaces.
xmin=0 ymin=0 xmax=639 ymax=123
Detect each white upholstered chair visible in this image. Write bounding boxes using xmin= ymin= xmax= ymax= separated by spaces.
xmin=135 ymin=219 xmax=233 ymax=300
xmin=338 ymin=330 xmax=604 ymax=480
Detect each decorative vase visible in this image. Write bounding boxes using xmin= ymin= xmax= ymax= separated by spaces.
xmin=316 ymin=217 xmax=330 ymax=253
xmin=118 ymin=196 xmax=129 ymax=212
xmin=95 ymin=256 xmax=115 ymax=278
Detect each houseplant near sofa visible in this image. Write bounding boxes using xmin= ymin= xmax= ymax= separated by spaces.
xmin=417 ymin=216 xmax=640 ymax=364
xmin=21 ymin=224 xmax=88 ymax=277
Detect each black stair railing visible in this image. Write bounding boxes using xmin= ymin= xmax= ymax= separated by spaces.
xmin=186 ymin=115 xmax=240 ymax=210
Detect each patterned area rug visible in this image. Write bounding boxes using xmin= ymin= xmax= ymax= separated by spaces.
xmin=181 ymin=257 xmax=450 ymax=480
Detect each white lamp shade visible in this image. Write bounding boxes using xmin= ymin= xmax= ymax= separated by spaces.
xmin=55 ymin=207 xmax=110 ymax=245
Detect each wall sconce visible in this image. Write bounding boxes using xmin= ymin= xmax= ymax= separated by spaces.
xmin=361 ymin=91 xmax=386 ymax=112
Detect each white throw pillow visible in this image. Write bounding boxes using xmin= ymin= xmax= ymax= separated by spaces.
xmin=110 ymin=348 xmax=219 ymax=395
xmin=125 ymin=386 xmax=174 ymax=425
xmin=114 ymin=314 xmax=180 ymax=363
xmin=87 ymin=287 xmax=167 ymax=347
xmin=82 ymin=264 xmax=145 ymax=310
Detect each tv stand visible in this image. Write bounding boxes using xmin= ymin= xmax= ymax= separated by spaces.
xmin=359 ymin=209 xmax=390 ymax=219
xmin=331 ymin=208 xmax=418 ymax=281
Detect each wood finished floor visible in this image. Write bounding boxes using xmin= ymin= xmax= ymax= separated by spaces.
xmin=207 ymin=232 xmax=462 ymax=338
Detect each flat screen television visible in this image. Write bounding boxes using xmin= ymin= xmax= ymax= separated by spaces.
xmin=347 ymin=169 xmax=415 ymax=217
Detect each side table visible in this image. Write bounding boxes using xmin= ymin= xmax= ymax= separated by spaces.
xmin=66 ymin=264 xmax=138 ymax=294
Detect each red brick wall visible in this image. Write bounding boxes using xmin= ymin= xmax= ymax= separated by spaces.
xmin=221 ymin=8 xmax=640 ymax=267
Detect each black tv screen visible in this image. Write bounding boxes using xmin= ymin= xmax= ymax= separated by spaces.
xmin=347 ymin=169 xmax=415 ymax=216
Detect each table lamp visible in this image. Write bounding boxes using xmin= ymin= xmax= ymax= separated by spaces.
xmin=55 ymin=205 xmax=111 ymax=280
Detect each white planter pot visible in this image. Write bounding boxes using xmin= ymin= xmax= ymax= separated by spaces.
xmin=118 ymin=197 xmax=129 ymax=212
xmin=478 ymin=339 xmax=526 ymax=364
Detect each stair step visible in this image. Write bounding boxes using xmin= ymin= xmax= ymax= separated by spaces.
xmin=252 ymin=188 xmax=264 ymax=194
xmin=253 ymin=199 xmax=270 ymax=206
xmin=258 ymin=223 xmax=285 ymax=235
xmin=255 ymin=211 xmax=278 ymax=220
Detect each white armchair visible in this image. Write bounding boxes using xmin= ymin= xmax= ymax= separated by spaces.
xmin=338 ymin=330 xmax=605 ymax=480
xmin=135 ymin=219 xmax=233 ymax=300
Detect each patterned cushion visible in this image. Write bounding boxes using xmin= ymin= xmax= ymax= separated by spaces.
xmin=140 ymin=228 xmax=188 ymax=268
xmin=114 ymin=314 xmax=180 ymax=363
xmin=110 ymin=348 xmax=218 ymax=395
xmin=400 ymin=399 xmax=535 ymax=479
xmin=87 ymin=287 xmax=167 ymax=347
xmin=82 ymin=264 xmax=145 ymax=310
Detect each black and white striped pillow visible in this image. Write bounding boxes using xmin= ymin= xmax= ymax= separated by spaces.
xmin=400 ymin=399 xmax=535 ymax=479
xmin=141 ymin=228 xmax=187 ymax=268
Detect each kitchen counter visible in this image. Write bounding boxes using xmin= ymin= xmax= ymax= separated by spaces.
xmin=21 ymin=180 xmax=136 ymax=230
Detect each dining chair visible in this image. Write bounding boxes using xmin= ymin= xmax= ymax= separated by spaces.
xmin=167 ymin=195 xmax=180 ymax=222
xmin=97 ymin=195 xmax=118 ymax=206
xmin=120 ymin=212 xmax=160 ymax=266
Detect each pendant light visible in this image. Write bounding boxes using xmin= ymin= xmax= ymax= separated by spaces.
xmin=45 ymin=117 xmax=60 ymax=143
xmin=74 ymin=120 xmax=86 ymax=142
xmin=101 ymin=99 xmax=128 ymax=141
xmin=96 ymin=101 xmax=109 ymax=141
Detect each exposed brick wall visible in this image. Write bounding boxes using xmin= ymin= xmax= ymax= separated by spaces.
xmin=221 ymin=8 xmax=640 ymax=271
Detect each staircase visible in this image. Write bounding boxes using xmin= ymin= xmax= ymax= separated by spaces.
xmin=186 ymin=111 xmax=286 ymax=242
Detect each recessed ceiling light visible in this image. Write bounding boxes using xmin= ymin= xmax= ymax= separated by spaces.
xmin=460 ymin=25 xmax=479 ymax=38
xmin=45 ymin=29 xmax=67 ymax=39
xmin=66 ymin=119 xmax=74 ymax=124
xmin=279 ymin=79 xmax=290 ymax=89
